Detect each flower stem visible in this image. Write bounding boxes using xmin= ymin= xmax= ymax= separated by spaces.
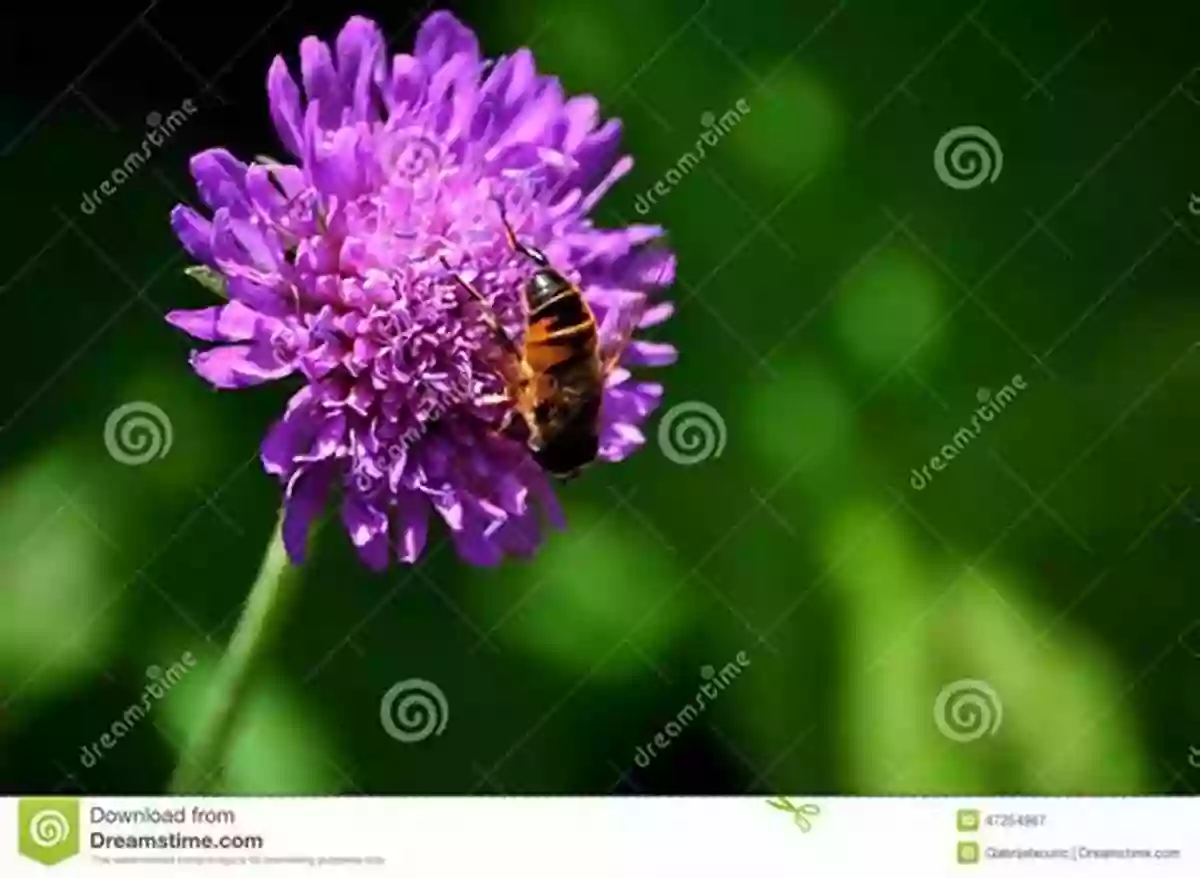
xmin=169 ymin=512 xmax=304 ymax=793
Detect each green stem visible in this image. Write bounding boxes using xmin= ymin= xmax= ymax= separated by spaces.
xmin=169 ymin=512 xmax=304 ymax=793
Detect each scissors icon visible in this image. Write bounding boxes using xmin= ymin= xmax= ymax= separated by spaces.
xmin=767 ymin=797 xmax=821 ymax=832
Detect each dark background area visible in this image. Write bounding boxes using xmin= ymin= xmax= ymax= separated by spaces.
xmin=0 ymin=0 xmax=1199 ymax=796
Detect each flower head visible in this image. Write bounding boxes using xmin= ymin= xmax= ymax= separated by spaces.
xmin=166 ymin=12 xmax=676 ymax=569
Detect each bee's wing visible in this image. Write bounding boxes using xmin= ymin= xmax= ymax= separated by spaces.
xmin=599 ymin=296 xmax=648 ymax=374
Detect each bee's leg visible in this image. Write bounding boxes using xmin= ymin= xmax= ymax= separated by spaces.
xmin=439 ymin=257 xmax=517 ymax=348
xmin=493 ymin=199 xmax=549 ymax=266
xmin=474 ymin=394 xmax=523 ymax=435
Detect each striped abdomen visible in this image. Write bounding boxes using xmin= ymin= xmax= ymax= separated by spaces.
xmin=522 ymin=269 xmax=599 ymax=376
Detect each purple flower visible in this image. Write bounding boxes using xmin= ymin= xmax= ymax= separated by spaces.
xmin=166 ymin=12 xmax=676 ymax=570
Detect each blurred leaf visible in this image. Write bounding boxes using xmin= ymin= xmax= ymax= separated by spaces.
xmin=817 ymin=500 xmax=980 ymax=792
xmin=730 ymin=70 xmax=843 ymax=182
xmin=933 ymin=569 xmax=1148 ymax=793
xmin=0 ymin=449 xmax=120 ymax=700
xmin=746 ymin=358 xmax=858 ymax=495
xmin=469 ymin=504 xmax=692 ymax=681
xmin=833 ymin=246 xmax=944 ymax=375
xmin=163 ymin=662 xmax=340 ymax=794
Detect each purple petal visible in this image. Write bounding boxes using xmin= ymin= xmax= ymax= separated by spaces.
xmin=448 ymin=498 xmax=505 ymax=566
xmin=342 ymin=492 xmax=389 ymax=571
xmin=394 ymin=494 xmax=430 ymax=563
xmin=261 ymin=387 xmax=320 ymax=476
xmin=599 ymin=420 xmax=647 ymax=462
xmin=171 ymin=205 xmax=214 ymax=264
xmin=335 ymin=16 xmax=386 ymax=124
xmin=625 ymin=340 xmax=678 ymax=367
xmin=640 ymin=302 xmax=674 ymax=327
xmin=580 ymin=154 xmax=633 ymax=213
xmin=282 ymin=463 xmax=333 ymax=563
xmin=166 ymin=301 xmax=268 ymax=342
xmin=384 ymin=54 xmax=425 ymax=113
xmin=414 ymin=11 xmax=480 ymax=73
xmin=300 ymin=37 xmax=343 ymax=128
xmin=267 ymin=56 xmax=305 ymax=156
xmin=189 ymin=149 xmax=249 ymax=213
xmin=189 ymin=344 xmax=293 ymax=389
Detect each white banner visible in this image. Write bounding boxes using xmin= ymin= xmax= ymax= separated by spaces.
xmin=3 ymin=796 xmax=1195 ymax=876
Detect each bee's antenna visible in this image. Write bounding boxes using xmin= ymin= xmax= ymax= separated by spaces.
xmin=492 ymin=197 xmax=548 ymax=266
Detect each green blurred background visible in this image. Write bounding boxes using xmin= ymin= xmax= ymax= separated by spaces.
xmin=1 ymin=0 xmax=1198 ymax=795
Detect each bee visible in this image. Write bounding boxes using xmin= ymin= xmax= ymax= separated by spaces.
xmin=441 ymin=201 xmax=648 ymax=480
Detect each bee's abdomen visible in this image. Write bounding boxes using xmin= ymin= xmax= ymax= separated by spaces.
xmin=533 ymin=293 xmax=593 ymax=337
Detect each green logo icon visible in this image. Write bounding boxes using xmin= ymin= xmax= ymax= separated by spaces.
xmin=18 ymin=798 xmax=80 ymax=866
xmin=957 ymin=840 xmax=980 ymax=865
xmin=957 ymin=808 xmax=980 ymax=831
